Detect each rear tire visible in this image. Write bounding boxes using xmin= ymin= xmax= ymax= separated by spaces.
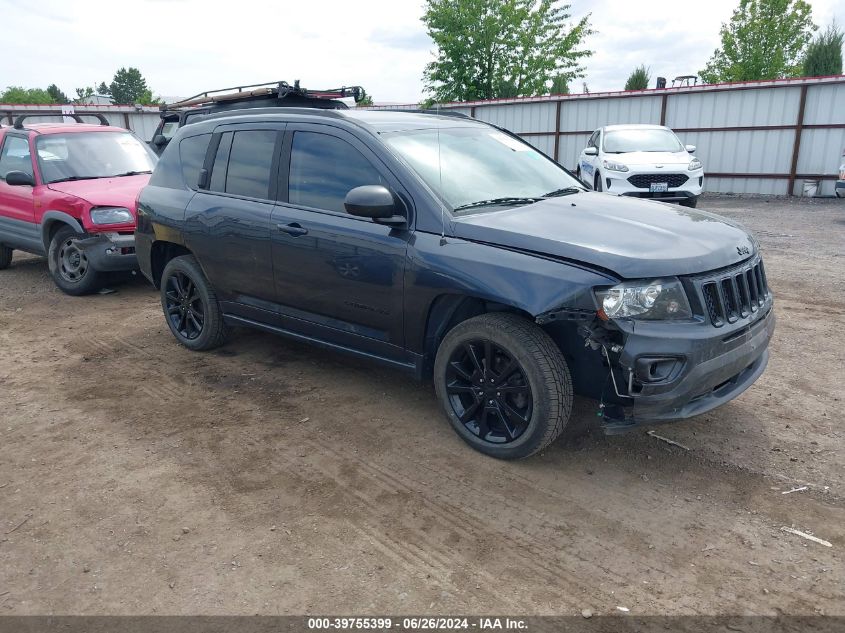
xmin=0 ymin=245 xmax=12 ymax=270
xmin=434 ymin=313 xmax=573 ymax=460
xmin=160 ymin=255 xmax=228 ymax=351
xmin=48 ymin=225 xmax=105 ymax=295
xmin=594 ymin=171 xmax=603 ymax=192
xmin=680 ymin=196 xmax=698 ymax=208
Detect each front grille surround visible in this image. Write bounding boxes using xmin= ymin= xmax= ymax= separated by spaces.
xmin=692 ymin=256 xmax=770 ymax=327
xmin=627 ymin=173 xmax=689 ymax=188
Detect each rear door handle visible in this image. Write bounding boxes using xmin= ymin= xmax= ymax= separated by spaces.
xmin=276 ymin=222 xmax=308 ymax=237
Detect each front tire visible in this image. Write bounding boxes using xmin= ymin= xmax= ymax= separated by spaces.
xmin=434 ymin=313 xmax=573 ymax=460
xmin=0 ymin=245 xmax=12 ymax=270
xmin=160 ymin=255 xmax=227 ymax=351
xmin=680 ymin=195 xmax=698 ymax=208
xmin=48 ymin=225 xmax=104 ymax=295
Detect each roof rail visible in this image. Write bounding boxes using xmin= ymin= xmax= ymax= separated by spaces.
xmin=192 ymin=106 xmax=347 ymax=125
xmin=13 ymin=112 xmax=110 ymax=129
xmin=374 ymin=108 xmax=473 ymax=119
xmin=162 ymin=80 xmax=364 ymax=111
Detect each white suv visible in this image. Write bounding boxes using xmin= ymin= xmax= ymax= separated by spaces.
xmin=577 ymin=124 xmax=704 ymax=208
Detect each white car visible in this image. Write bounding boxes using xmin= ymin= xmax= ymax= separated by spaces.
xmin=576 ymin=124 xmax=704 ymax=208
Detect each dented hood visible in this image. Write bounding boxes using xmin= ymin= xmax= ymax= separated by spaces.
xmin=452 ymin=192 xmax=755 ymax=278
xmin=47 ymin=174 xmax=150 ymax=212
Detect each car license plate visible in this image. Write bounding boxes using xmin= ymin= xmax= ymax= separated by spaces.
xmin=650 ymin=182 xmax=669 ymax=193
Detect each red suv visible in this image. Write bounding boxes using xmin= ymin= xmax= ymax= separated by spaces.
xmin=0 ymin=114 xmax=156 ymax=294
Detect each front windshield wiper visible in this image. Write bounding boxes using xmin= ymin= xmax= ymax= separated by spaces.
xmin=110 ymin=170 xmax=152 ymax=177
xmin=49 ymin=175 xmax=102 ymax=183
xmin=453 ymin=197 xmax=545 ymax=212
xmin=543 ymin=186 xmax=583 ymax=197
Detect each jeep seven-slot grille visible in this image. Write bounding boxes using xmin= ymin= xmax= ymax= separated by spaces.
xmin=627 ymin=173 xmax=689 ymax=188
xmin=698 ymin=258 xmax=769 ymax=327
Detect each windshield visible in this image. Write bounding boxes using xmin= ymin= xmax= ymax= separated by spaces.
xmin=35 ymin=132 xmax=157 ymax=184
xmin=603 ymin=128 xmax=683 ymax=154
xmin=383 ymin=127 xmax=582 ymax=213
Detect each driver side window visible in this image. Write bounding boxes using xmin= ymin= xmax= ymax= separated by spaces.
xmin=288 ymin=131 xmax=384 ymax=213
xmin=0 ymin=136 xmax=33 ymax=179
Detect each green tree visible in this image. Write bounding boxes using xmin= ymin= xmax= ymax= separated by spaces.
xmin=0 ymin=86 xmax=54 ymax=104
xmin=109 ymin=67 xmax=160 ymax=104
xmin=422 ymin=0 xmax=593 ymax=102
xmin=356 ymin=89 xmax=374 ymax=106
xmin=550 ymin=74 xmax=570 ymax=94
xmin=802 ymin=22 xmax=843 ymax=76
xmin=73 ymin=86 xmax=95 ymax=103
xmin=624 ymin=65 xmax=651 ymax=90
xmin=46 ymin=84 xmax=69 ymax=103
xmin=97 ymin=81 xmax=111 ymax=96
xmin=699 ymin=0 xmax=816 ymax=83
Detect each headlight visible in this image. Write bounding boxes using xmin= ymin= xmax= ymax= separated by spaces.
xmin=90 ymin=206 xmax=134 ymax=225
xmin=688 ymin=158 xmax=702 ymax=171
xmin=594 ymin=278 xmax=692 ymax=320
xmin=602 ymin=159 xmax=629 ymax=172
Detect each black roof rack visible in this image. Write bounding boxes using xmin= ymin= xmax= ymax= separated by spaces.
xmin=162 ymin=80 xmax=364 ymax=112
xmin=13 ymin=112 xmax=110 ymax=129
xmin=193 ymin=106 xmax=347 ymax=125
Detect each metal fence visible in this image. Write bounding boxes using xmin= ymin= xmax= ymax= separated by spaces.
xmin=423 ymin=75 xmax=845 ymax=197
xmin=4 ymin=75 xmax=845 ymax=196
xmin=0 ymin=104 xmax=161 ymax=142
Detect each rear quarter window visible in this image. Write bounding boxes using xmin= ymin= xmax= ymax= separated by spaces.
xmin=179 ymin=134 xmax=211 ymax=190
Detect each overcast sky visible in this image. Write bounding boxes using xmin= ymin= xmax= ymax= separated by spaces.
xmin=1 ymin=0 xmax=843 ymax=104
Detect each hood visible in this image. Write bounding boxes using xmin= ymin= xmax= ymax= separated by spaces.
xmin=609 ymin=150 xmax=691 ymax=166
xmin=47 ymin=174 xmax=151 ymax=212
xmin=452 ymin=192 xmax=755 ymax=279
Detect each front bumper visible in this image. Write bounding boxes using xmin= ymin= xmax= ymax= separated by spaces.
xmin=76 ymin=232 xmax=138 ymax=272
xmin=603 ymin=166 xmax=704 ymax=202
xmin=836 ymin=180 xmax=845 ymax=198
xmin=600 ymin=302 xmax=775 ymax=434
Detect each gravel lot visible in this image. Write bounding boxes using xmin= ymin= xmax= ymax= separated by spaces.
xmin=0 ymin=195 xmax=843 ymax=616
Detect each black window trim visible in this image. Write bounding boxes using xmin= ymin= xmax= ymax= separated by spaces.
xmin=279 ymin=124 xmax=413 ymax=226
xmin=178 ymin=132 xmax=213 ymax=191
xmin=201 ymin=123 xmax=285 ymax=203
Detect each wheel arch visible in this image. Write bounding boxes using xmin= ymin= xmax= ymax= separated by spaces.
xmin=420 ymin=293 xmax=534 ymax=378
xmin=149 ymin=240 xmax=193 ymax=289
xmin=41 ymin=211 xmax=84 ymax=251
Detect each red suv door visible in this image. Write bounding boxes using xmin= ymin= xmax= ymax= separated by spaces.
xmin=0 ymin=132 xmax=41 ymax=253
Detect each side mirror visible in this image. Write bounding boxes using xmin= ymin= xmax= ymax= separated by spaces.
xmin=685 ymin=144 xmax=696 ymax=153
xmin=5 ymin=170 xmax=35 ymax=186
xmin=152 ymin=134 xmax=168 ymax=147
xmin=344 ymin=185 xmax=406 ymax=226
xmin=584 ymin=147 xmax=598 ymax=156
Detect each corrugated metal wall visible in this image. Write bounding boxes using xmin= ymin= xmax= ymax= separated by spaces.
xmin=438 ymin=77 xmax=845 ymax=197
xmin=0 ymin=104 xmax=161 ymax=141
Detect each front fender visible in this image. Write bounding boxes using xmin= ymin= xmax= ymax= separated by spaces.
xmin=405 ymin=232 xmax=616 ymax=352
xmin=40 ymin=211 xmax=84 ymax=250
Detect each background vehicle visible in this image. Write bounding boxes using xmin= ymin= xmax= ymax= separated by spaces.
xmin=150 ymin=80 xmax=364 ymax=155
xmin=577 ymin=124 xmax=703 ymax=207
xmin=0 ymin=113 xmax=156 ymax=294
xmin=136 ymin=109 xmax=773 ymax=460
xmin=837 ymin=149 xmax=844 ymax=198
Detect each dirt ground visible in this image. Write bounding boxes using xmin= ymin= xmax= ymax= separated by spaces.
xmin=0 ymin=195 xmax=843 ymax=616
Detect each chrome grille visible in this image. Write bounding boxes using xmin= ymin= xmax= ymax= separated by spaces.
xmin=696 ymin=256 xmax=769 ymax=327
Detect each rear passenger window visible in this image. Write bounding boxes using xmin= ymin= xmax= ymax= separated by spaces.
xmin=288 ymin=132 xmax=384 ymax=213
xmin=222 ymin=130 xmax=277 ymax=199
xmin=0 ymin=136 xmax=33 ymax=179
xmin=179 ymin=134 xmax=211 ymax=189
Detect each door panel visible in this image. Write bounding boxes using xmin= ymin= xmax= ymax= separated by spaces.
xmin=270 ymin=127 xmax=410 ymax=351
xmin=0 ymin=134 xmax=39 ymax=250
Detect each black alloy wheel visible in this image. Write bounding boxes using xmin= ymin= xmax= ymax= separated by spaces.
xmin=445 ymin=339 xmax=533 ymax=444
xmin=164 ymin=271 xmax=205 ymax=340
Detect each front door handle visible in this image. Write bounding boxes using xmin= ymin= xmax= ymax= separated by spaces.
xmin=276 ymin=222 xmax=308 ymax=237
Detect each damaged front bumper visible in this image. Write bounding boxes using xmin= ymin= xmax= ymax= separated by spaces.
xmin=76 ymin=232 xmax=138 ymax=272
xmin=591 ymin=303 xmax=775 ymax=434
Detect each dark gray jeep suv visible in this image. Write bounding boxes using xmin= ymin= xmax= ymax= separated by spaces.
xmin=135 ymin=108 xmax=775 ymax=459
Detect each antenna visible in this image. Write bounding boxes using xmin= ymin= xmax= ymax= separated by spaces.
xmin=435 ymin=101 xmax=447 ymax=246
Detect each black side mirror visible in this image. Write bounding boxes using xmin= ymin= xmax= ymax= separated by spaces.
xmin=344 ymin=185 xmax=406 ymax=226
xmin=152 ymin=134 xmax=168 ymax=147
xmin=5 ymin=170 xmax=35 ymax=186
